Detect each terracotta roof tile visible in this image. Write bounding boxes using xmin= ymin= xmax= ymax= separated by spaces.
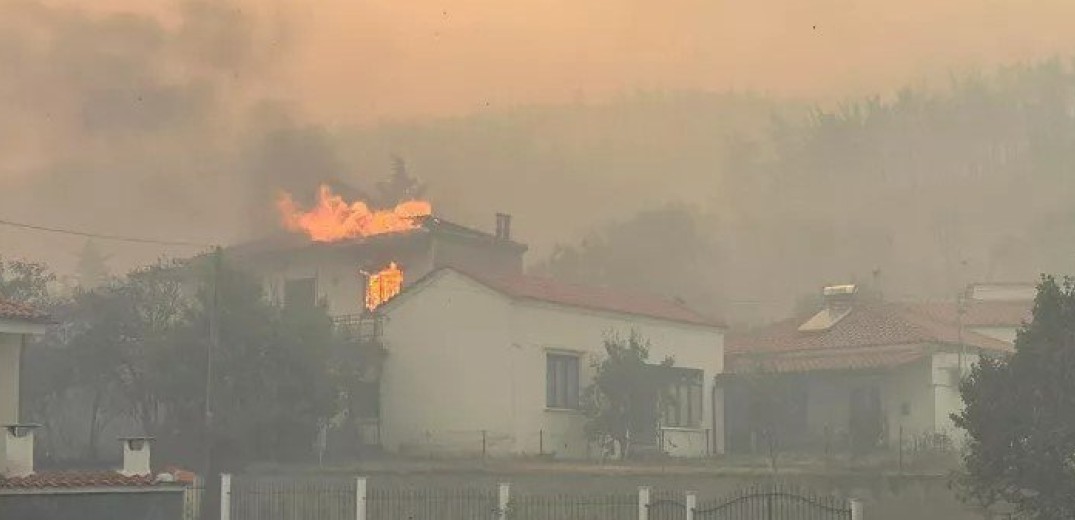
xmin=0 ymin=471 xmax=173 ymax=489
xmin=728 ymin=345 xmax=929 ymax=374
xmin=455 ymin=268 xmax=724 ymax=328
xmin=908 ymin=300 xmax=1032 ymax=328
xmin=0 ymin=298 xmax=49 ymax=323
xmin=727 ymin=302 xmax=1013 ymax=356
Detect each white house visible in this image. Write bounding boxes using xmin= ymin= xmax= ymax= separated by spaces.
xmin=0 ymin=299 xmax=49 ymax=428
xmin=724 ymin=284 xmax=1029 ymax=454
xmin=371 ymin=266 xmax=726 ymax=459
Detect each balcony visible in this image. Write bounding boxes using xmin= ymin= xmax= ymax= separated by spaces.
xmin=331 ymin=313 xmax=384 ymax=342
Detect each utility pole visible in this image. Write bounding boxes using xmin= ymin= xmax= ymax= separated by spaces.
xmin=202 ymin=246 xmax=222 ymax=520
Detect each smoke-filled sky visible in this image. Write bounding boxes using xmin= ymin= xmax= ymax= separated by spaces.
xmin=74 ymin=0 xmax=1075 ymax=122
xmin=4 ymin=0 xmax=1075 ymax=295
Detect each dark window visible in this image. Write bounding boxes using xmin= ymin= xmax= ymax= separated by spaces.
xmin=546 ymin=353 xmax=580 ymax=409
xmin=284 ymin=277 xmax=317 ymax=308
xmin=663 ymin=368 xmax=704 ymax=428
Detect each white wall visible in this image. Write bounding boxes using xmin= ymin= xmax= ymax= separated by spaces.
xmin=0 ymin=333 xmax=21 ymax=426
xmin=378 ymin=270 xmax=725 ymax=458
xmin=931 ymin=351 xmax=978 ymax=444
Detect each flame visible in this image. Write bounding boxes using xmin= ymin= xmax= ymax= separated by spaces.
xmin=366 ymin=262 xmax=403 ymax=311
xmin=277 ymin=184 xmax=432 ymax=242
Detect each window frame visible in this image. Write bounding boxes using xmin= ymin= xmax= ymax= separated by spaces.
xmin=662 ymin=367 xmax=704 ymax=429
xmin=283 ymin=276 xmax=318 ymax=308
xmin=545 ymin=351 xmax=581 ymax=410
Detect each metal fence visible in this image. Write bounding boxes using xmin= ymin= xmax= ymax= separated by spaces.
xmin=508 ymin=492 xmax=636 ymax=520
xmin=368 ymin=487 xmax=499 ymax=520
xmin=216 ymin=474 xmax=861 ymax=520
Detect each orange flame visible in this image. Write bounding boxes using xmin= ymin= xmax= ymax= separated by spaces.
xmin=366 ymin=262 xmax=403 ymax=310
xmin=277 ymin=184 xmax=432 ymax=242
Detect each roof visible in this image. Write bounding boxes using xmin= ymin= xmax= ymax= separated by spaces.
xmin=0 ymin=471 xmax=182 ymax=490
xmin=226 ymin=215 xmax=526 ymax=259
xmin=908 ymin=300 xmax=1032 ymax=328
xmin=728 ymin=302 xmax=1012 ymax=355
xmin=726 ymin=345 xmax=929 ymax=374
xmin=0 ymin=298 xmax=50 ymax=323
xmin=390 ymin=267 xmax=724 ymax=329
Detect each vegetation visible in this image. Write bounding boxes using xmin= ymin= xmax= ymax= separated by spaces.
xmin=3 ymin=256 xmax=344 ymax=469
xmin=582 ymin=331 xmax=680 ymax=460
xmin=953 ymin=276 xmax=1075 ymax=518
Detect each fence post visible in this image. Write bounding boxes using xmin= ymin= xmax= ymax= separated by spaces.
xmin=850 ymin=497 xmax=863 ymax=520
xmin=219 ymin=473 xmax=231 ymax=520
xmin=497 ymin=482 xmax=510 ymax=520
xmin=685 ymin=490 xmax=696 ymax=520
xmin=355 ymin=477 xmax=367 ymax=520
xmin=638 ymin=486 xmax=650 ymax=520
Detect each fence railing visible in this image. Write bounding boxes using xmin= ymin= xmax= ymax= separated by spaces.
xmin=216 ymin=474 xmax=863 ymax=520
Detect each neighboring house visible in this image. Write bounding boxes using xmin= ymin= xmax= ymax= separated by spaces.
xmin=723 ymin=284 xmax=1026 ymax=454
xmin=0 ymin=299 xmax=50 ymax=427
xmin=0 ymin=435 xmax=191 ymax=520
xmin=0 ymin=300 xmax=191 ymax=520
xmin=373 ymin=266 xmax=725 ymax=458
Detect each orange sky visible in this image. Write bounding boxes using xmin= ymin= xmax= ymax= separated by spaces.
xmin=71 ymin=0 xmax=1075 ymax=124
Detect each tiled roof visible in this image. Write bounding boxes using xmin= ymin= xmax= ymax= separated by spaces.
xmin=0 ymin=298 xmax=50 ymax=323
xmin=451 ymin=268 xmax=723 ymax=328
xmin=728 ymin=345 xmax=928 ymax=374
xmin=0 ymin=471 xmax=176 ymax=489
xmin=727 ymin=302 xmax=1013 ymax=357
xmin=908 ymin=300 xmax=1032 ymax=328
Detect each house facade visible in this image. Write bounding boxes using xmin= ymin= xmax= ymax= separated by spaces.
xmin=723 ymin=284 xmax=1028 ymax=455
xmin=0 ymin=299 xmax=50 ymax=427
xmin=374 ymin=267 xmax=725 ymax=458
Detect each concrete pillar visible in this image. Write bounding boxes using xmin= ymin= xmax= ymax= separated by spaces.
xmin=638 ymin=486 xmax=650 ymax=520
xmin=497 ymin=482 xmax=511 ymax=520
xmin=355 ymin=477 xmax=367 ymax=520
xmin=685 ymin=491 xmax=697 ymax=520
xmin=850 ymin=497 xmax=863 ymax=520
xmin=220 ymin=473 xmax=231 ymax=520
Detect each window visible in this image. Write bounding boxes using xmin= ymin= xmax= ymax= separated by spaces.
xmin=663 ymin=368 xmax=703 ymax=428
xmin=284 ymin=277 xmax=317 ymax=308
xmin=546 ymin=353 xmax=580 ymax=409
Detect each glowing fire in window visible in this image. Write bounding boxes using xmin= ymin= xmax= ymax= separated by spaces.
xmin=365 ymin=262 xmax=403 ymax=310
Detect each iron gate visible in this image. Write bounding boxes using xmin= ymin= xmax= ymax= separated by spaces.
xmin=648 ymin=485 xmax=852 ymax=520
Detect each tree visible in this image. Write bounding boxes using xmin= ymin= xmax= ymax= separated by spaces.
xmin=953 ymin=275 xmax=1075 ymax=518
xmin=75 ymin=240 xmax=110 ymax=289
xmin=375 ymin=155 xmax=426 ymax=206
xmin=0 ymin=257 xmax=56 ymax=306
xmin=533 ymin=204 xmax=725 ymax=318
xmin=582 ymin=331 xmax=680 ymax=459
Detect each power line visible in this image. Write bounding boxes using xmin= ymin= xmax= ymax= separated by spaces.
xmin=0 ymin=217 xmax=216 ymax=248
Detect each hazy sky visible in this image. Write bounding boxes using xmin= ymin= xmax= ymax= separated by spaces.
xmin=76 ymin=0 xmax=1075 ymax=123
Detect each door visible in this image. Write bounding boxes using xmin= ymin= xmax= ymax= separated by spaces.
xmin=849 ymin=385 xmax=883 ymax=453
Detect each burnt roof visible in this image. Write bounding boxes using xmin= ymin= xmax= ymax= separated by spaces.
xmin=226 ymin=215 xmax=527 ymax=259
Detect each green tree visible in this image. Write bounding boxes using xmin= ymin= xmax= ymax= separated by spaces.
xmin=75 ymin=240 xmax=111 ymax=289
xmin=0 ymin=257 xmax=56 ymax=306
xmin=582 ymin=331 xmax=679 ymax=459
xmin=953 ymin=275 xmax=1075 ymax=518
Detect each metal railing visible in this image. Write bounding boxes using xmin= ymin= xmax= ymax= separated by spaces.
xmin=331 ymin=313 xmax=384 ymax=342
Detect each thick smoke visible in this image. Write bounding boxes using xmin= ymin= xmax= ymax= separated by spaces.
xmin=0 ymin=0 xmax=336 ymax=271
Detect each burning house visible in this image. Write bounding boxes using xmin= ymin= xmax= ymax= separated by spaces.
xmin=228 ymin=185 xmax=526 ymax=318
xmin=227 ymin=185 xmax=726 ymax=459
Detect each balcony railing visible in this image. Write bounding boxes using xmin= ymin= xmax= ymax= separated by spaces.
xmin=331 ymin=313 xmax=384 ymax=342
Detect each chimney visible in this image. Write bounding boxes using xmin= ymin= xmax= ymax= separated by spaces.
xmin=1 ymin=424 xmax=38 ymax=477
xmin=495 ymin=213 xmax=512 ymax=241
xmin=119 ymin=437 xmax=154 ymax=477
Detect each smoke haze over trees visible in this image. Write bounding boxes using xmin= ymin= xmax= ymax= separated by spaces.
xmin=5 ymin=1 xmax=1075 ymax=322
